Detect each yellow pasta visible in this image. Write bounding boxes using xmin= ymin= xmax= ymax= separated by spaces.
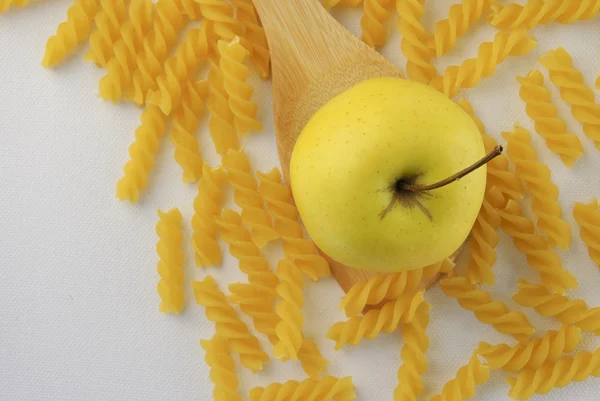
xmin=200 ymin=335 xmax=242 ymax=401
xmin=248 ymin=376 xmax=356 ymax=401
xmin=194 ymin=0 xmax=243 ymax=41
xmin=396 ymin=0 xmax=437 ymax=83
xmin=156 ymin=208 xmax=184 ymax=314
xmin=98 ymin=0 xmax=154 ymax=103
xmin=257 ymin=167 xmax=331 ymax=281
xmin=573 ymin=198 xmax=600 ymax=265
xmin=218 ymin=38 xmax=264 ymax=135
xmin=327 ymin=291 xmax=426 ymax=349
xmin=222 ymin=149 xmax=279 ymax=248
xmin=430 ymin=29 xmax=537 ymax=98
xmin=477 ymin=324 xmax=582 ymax=372
xmin=115 ymin=105 xmax=167 ymax=204
xmin=273 ymin=258 xmax=305 ymax=361
xmin=147 ymin=23 xmax=210 ymax=115
xmin=191 ymin=164 xmax=227 ymax=267
xmin=339 ymin=259 xmax=454 ymax=318
xmin=298 ymin=338 xmax=329 ymax=379
xmin=322 ymin=0 xmax=363 ymax=7
xmin=466 ymin=195 xmax=501 ymax=286
xmin=506 ymin=347 xmax=600 ymax=401
xmin=439 ymin=274 xmax=535 ymax=342
xmin=429 ymin=0 xmax=494 ymax=57
xmin=0 ymin=0 xmax=31 ymax=13
xmin=499 ymin=200 xmax=577 ymax=294
xmin=41 ymin=0 xmax=99 ymax=68
xmin=513 ymin=278 xmax=600 ymax=335
xmin=360 ymin=0 xmax=394 ymax=48
xmin=84 ymin=0 xmax=128 ymax=68
xmin=428 ymin=353 xmax=490 ymax=401
xmin=517 ymin=70 xmax=584 ymax=167
xmin=502 ymin=124 xmax=572 ymax=250
xmin=192 ymin=275 xmax=269 ymax=372
xmin=175 ymin=0 xmax=201 ymax=19
xmin=394 ymin=302 xmax=430 ymax=401
xmin=540 ymin=47 xmax=600 ymax=150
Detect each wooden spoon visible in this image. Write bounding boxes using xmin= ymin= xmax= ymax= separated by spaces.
xmin=251 ymin=0 xmax=459 ymax=293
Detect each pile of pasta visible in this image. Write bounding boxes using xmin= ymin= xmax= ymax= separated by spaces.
xmin=4 ymin=0 xmax=600 ymax=400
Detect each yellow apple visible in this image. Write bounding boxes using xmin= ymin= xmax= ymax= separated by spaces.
xmin=290 ymin=77 xmax=487 ymax=273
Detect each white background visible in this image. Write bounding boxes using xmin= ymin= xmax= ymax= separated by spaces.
xmin=2 ymin=1 xmax=600 ymax=400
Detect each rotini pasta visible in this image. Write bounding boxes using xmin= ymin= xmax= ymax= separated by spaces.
xmin=298 ymin=338 xmax=329 ymax=379
xmin=84 ymin=0 xmax=128 ymax=68
xmin=517 ymin=70 xmax=584 ymax=167
xmin=222 ymin=149 xmax=279 ymax=248
xmin=194 ymin=0 xmax=243 ymax=41
xmin=41 ymin=0 xmax=99 ymax=68
xmin=573 ymin=198 xmax=600 ymax=265
xmin=430 ymin=29 xmax=537 ymax=98
xmin=175 ymin=0 xmax=201 ymax=19
xmin=513 ymin=278 xmax=600 ymax=335
xmin=191 ymin=163 xmax=227 ymax=267
xmin=440 ymin=274 xmax=535 ymax=342
xmin=273 ymin=258 xmax=305 ymax=361
xmin=499 ymin=200 xmax=577 ymax=294
xmin=540 ymin=47 xmax=600 ymax=150
xmin=506 ymin=347 xmax=600 ymax=401
xmin=248 ymin=376 xmax=356 ymax=401
xmin=0 ymin=0 xmax=31 ymax=13
xmin=502 ymin=124 xmax=572 ymax=250
xmin=477 ymin=324 xmax=582 ymax=372
xmin=218 ymin=38 xmax=264 ymax=135
xmin=466 ymin=196 xmax=501 ymax=286
xmin=327 ymin=290 xmax=426 ymax=349
xmin=200 ymin=335 xmax=242 ymax=401
xmin=322 ymin=0 xmax=363 ymax=7
xmin=156 ymin=208 xmax=184 ymax=314
xmin=394 ymin=302 xmax=430 ymax=401
xmin=428 ymin=353 xmax=490 ymax=401
xmin=192 ymin=275 xmax=269 ymax=372
xmin=360 ymin=0 xmax=394 ymax=48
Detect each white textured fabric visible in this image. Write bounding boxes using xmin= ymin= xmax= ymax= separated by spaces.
xmin=1 ymin=1 xmax=600 ymax=401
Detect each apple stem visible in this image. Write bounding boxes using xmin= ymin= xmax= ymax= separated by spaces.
xmin=399 ymin=146 xmax=503 ymax=193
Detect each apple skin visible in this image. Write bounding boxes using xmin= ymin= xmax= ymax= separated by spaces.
xmin=290 ymin=77 xmax=486 ymax=273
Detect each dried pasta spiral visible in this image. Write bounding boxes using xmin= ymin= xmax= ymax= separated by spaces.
xmin=156 ymin=208 xmax=185 ymax=314
xmin=573 ymin=198 xmax=600 ymax=265
xmin=429 ymin=353 xmax=490 ymax=401
xmin=175 ymin=0 xmax=201 ymax=19
xmin=191 ymin=163 xmax=227 ymax=267
xmin=502 ymin=124 xmax=572 ymax=250
xmin=200 ymin=335 xmax=242 ymax=401
xmin=466 ymin=195 xmax=501 ymax=286
xmin=273 ymin=259 xmax=305 ymax=361
xmin=499 ymin=200 xmax=577 ymax=294
xmin=218 ymin=38 xmax=264 ymax=135
xmin=339 ymin=259 xmax=454 ymax=318
xmin=249 ymin=376 xmax=356 ymax=401
xmin=430 ymin=29 xmax=537 ymax=98
xmin=192 ymin=275 xmax=269 ymax=372
xmin=323 ymin=0 xmax=363 ymax=7
xmin=517 ymin=70 xmax=584 ymax=167
xmin=257 ymin=167 xmax=331 ymax=281
xmin=506 ymin=348 xmax=600 ymax=401
xmin=394 ymin=302 xmax=430 ymax=401
xmin=298 ymin=338 xmax=329 ymax=379
xmin=230 ymin=0 xmax=271 ymax=79
xmin=41 ymin=0 xmax=99 ymax=68
xmin=84 ymin=0 xmax=128 ymax=68
xmin=540 ymin=47 xmax=600 ymax=150
xmin=440 ymin=274 xmax=535 ymax=342
xmin=0 ymin=0 xmax=31 ymax=13
xmin=477 ymin=324 xmax=582 ymax=372
xmin=222 ymin=149 xmax=279 ymax=248
xmin=115 ymin=105 xmax=167 ymax=204
xmin=513 ymin=279 xmax=600 ymax=335
xmin=195 ymin=0 xmax=242 ymax=41
xmin=327 ymin=291 xmax=426 ymax=349
xmin=360 ymin=0 xmax=394 ymax=48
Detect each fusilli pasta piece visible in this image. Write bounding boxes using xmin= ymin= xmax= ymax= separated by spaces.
xmin=248 ymin=376 xmax=356 ymax=401
xmin=257 ymin=167 xmax=331 ymax=281
xmin=477 ymin=324 xmax=582 ymax=372
xmin=200 ymin=335 xmax=242 ymax=401
xmin=0 ymin=0 xmax=31 ymax=13
xmin=175 ymin=0 xmax=201 ymax=19
xmin=327 ymin=291 xmax=426 ymax=349
xmin=191 ymin=163 xmax=227 ymax=267
xmin=395 ymin=302 xmax=430 ymax=401
xmin=573 ymin=198 xmax=600 ymax=265
xmin=273 ymin=258 xmax=305 ymax=361
xmin=466 ymin=195 xmax=501 ymax=286
xmin=506 ymin=347 xmax=600 ymax=401
xmin=192 ymin=275 xmax=269 ymax=372
xmin=298 ymin=338 xmax=329 ymax=379
xmin=428 ymin=353 xmax=490 ymax=401
xmin=195 ymin=0 xmax=243 ymax=41
xmin=222 ymin=149 xmax=278 ymax=248
xmin=540 ymin=47 xmax=600 ymax=150
xmin=502 ymin=124 xmax=572 ymax=249
xmin=440 ymin=274 xmax=535 ymax=342
xmin=218 ymin=38 xmax=264 ymax=134
xmin=360 ymin=0 xmax=394 ymax=48
xmin=41 ymin=0 xmax=99 ymax=67
xmin=499 ymin=200 xmax=577 ymax=294
xmin=323 ymin=0 xmax=363 ymax=7
xmin=517 ymin=70 xmax=584 ymax=167
xmin=84 ymin=0 xmax=128 ymax=68
xmin=513 ymin=278 xmax=600 ymax=335
xmin=156 ymin=208 xmax=184 ymax=314
xmin=430 ymin=29 xmax=536 ymax=98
